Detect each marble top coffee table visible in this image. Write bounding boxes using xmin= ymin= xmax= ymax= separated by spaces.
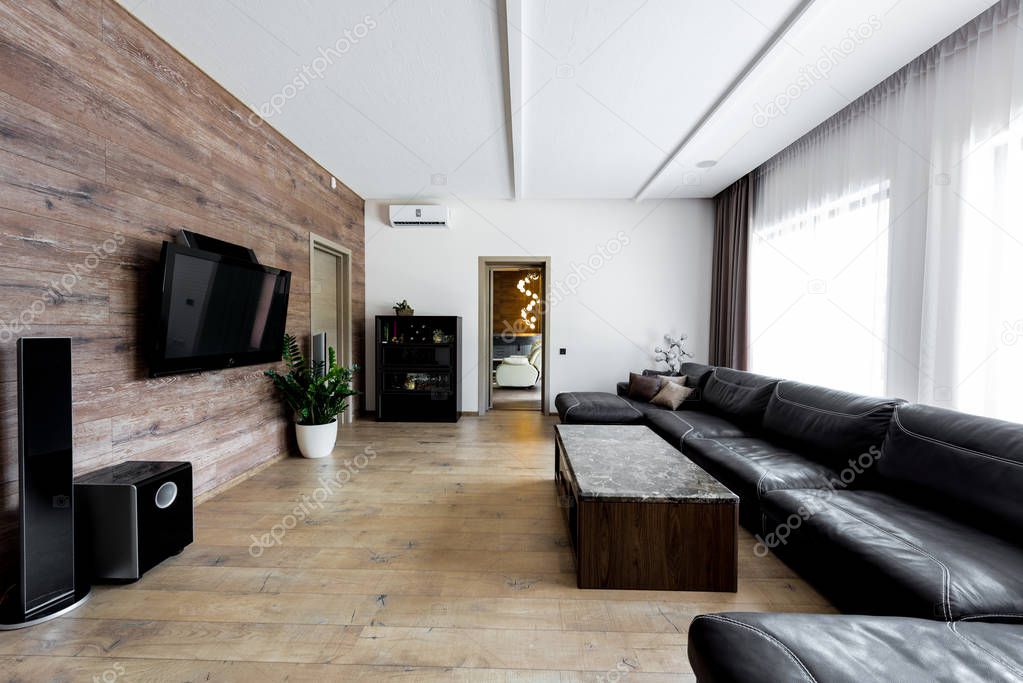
xmin=554 ymin=424 xmax=738 ymax=591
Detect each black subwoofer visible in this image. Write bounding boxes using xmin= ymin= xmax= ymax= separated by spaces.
xmin=75 ymin=461 xmax=193 ymax=581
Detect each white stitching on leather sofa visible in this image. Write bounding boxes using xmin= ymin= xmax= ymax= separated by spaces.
xmin=812 ymin=496 xmax=953 ymax=621
xmin=694 ymin=615 xmax=818 ymax=682
xmin=561 ymin=393 xmax=582 ymax=418
xmin=771 ymin=384 xmax=899 ymax=419
xmin=892 ymin=410 xmax=1023 ymax=469
xmin=947 ymin=621 xmax=1023 ymax=679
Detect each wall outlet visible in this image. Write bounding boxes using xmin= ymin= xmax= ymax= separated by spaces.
xmin=559 ymin=348 xmax=566 ymax=355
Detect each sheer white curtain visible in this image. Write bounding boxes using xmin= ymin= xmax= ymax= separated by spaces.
xmin=749 ymin=0 xmax=1023 ymax=419
xmin=749 ymin=79 xmax=927 ymax=395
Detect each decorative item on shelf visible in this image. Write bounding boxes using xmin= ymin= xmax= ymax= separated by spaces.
xmin=394 ymin=299 xmax=414 ymax=316
xmin=653 ymin=333 xmax=693 ymax=375
xmin=516 ymin=273 xmax=541 ymax=330
xmin=265 ymin=334 xmax=359 ymax=459
xmin=404 ymin=376 xmax=417 ymax=391
xmin=432 ymin=329 xmax=444 ymax=344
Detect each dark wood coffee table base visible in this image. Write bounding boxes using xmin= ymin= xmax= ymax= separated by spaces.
xmin=555 ymin=427 xmax=738 ymax=592
xmin=574 ymin=497 xmax=737 ymax=591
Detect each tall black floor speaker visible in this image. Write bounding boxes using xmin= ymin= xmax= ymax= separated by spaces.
xmin=0 ymin=337 xmax=90 ymax=629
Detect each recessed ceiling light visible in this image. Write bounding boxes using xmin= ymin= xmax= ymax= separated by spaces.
xmin=696 ymin=160 xmax=718 ymax=169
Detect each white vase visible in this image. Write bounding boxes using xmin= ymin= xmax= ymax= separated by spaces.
xmin=295 ymin=419 xmax=338 ymax=459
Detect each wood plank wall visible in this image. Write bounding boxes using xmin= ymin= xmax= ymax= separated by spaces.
xmin=492 ymin=269 xmax=542 ymax=336
xmin=0 ymin=0 xmax=366 ymax=525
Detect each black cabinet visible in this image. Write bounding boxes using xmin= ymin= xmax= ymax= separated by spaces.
xmin=376 ymin=316 xmax=461 ymax=422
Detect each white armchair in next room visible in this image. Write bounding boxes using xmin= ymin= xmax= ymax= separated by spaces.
xmin=495 ymin=343 xmax=542 ymax=387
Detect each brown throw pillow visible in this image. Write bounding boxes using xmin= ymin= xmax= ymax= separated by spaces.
xmin=650 ymin=381 xmax=695 ymax=410
xmin=642 ymin=370 xmax=690 ymax=387
xmin=628 ymin=372 xmax=662 ymax=402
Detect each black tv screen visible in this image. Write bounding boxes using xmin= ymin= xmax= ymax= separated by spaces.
xmin=149 ymin=242 xmax=291 ymax=376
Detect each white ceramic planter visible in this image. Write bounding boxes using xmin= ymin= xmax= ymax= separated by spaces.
xmin=295 ymin=419 xmax=338 ymax=459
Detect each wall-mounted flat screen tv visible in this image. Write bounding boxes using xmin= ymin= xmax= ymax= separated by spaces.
xmin=149 ymin=242 xmax=291 ymax=377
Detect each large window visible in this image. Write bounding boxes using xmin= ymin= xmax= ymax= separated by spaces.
xmin=745 ymin=0 xmax=1022 ymax=419
xmin=952 ymin=124 xmax=1023 ymax=421
xmin=749 ymin=183 xmax=890 ymax=395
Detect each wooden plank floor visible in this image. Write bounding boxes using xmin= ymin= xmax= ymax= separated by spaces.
xmin=0 ymin=412 xmax=836 ymax=681
xmin=491 ymin=386 xmax=543 ymax=411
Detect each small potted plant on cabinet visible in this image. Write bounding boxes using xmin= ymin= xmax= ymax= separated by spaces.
xmin=265 ymin=334 xmax=359 ymax=459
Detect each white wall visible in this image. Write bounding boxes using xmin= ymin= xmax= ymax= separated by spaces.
xmin=364 ymin=198 xmax=715 ymax=413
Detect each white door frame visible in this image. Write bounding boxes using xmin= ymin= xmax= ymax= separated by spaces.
xmin=310 ymin=234 xmax=354 ymax=424
xmin=478 ymin=256 xmax=552 ymax=416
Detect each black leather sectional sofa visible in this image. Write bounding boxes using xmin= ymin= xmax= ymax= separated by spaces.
xmin=554 ymin=364 xmax=1023 ymax=682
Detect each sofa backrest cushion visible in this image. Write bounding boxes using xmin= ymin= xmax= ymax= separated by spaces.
xmin=702 ymin=368 xmax=778 ymax=426
xmin=763 ymin=381 xmax=902 ymax=471
xmin=879 ymin=403 xmax=1023 ymax=534
xmin=679 ymin=363 xmax=715 ymax=389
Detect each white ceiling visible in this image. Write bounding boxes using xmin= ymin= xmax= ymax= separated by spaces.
xmin=118 ymin=0 xmax=995 ymax=200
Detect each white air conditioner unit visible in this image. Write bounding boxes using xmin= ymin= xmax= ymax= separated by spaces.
xmin=389 ymin=205 xmax=450 ymax=229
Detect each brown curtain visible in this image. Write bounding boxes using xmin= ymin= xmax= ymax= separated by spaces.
xmin=709 ymin=175 xmax=750 ymax=370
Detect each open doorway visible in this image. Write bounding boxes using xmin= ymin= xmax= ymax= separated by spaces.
xmin=310 ymin=234 xmax=354 ymax=423
xmin=478 ymin=257 xmax=551 ymax=415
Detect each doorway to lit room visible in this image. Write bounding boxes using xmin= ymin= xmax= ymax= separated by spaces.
xmin=310 ymin=234 xmax=354 ymax=423
xmin=479 ymin=258 xmax=550 ymax=414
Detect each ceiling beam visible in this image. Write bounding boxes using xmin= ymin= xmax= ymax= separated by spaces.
xmin=502 ymin=0 xmax=525 ymax=199
xmin=634 ymin=0 xmax=817 ymax=201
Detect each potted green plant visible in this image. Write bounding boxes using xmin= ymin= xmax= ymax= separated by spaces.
xmin=265 ymin=334 xmax=359 ymax=459
xmin=393 ymin=299 xmax=414 ymax=316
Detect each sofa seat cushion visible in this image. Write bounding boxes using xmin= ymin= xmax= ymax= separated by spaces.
xmin=685 ymin=438 xmax=844 ymax=495
xmin=761 ymin=489 xmax=1023 ymax=620
xmin=688 ymin=612 xmax=1023 ymax=683
xmin=554 ymin=392 xmax=646 ymax=425
xmin=683 ymin=438 xmax=842 ymax=530
xmin=644 ymin=409 xmax=752 ymax=449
